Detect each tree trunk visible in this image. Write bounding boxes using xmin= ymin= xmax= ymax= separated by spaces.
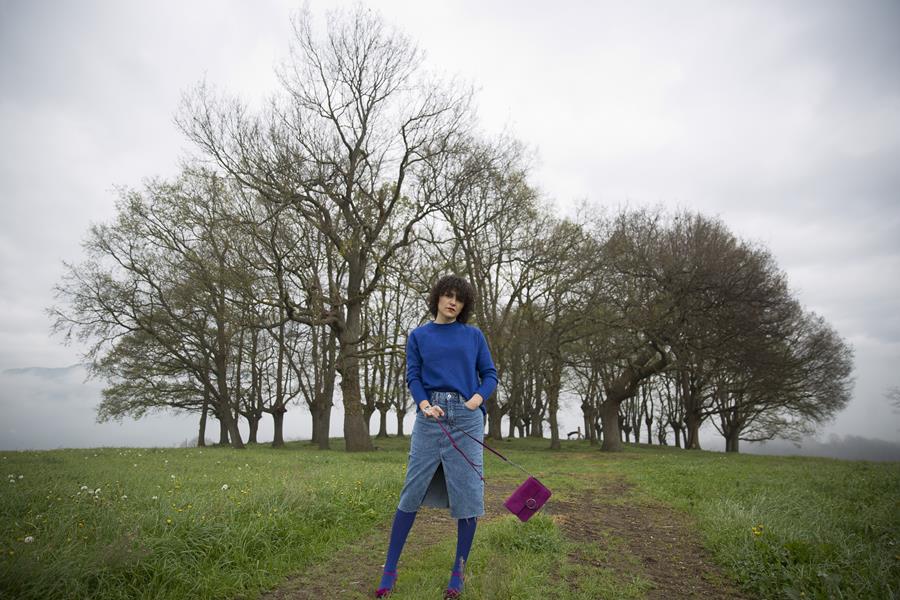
xmin=271 ymin=320 xmax=287 ymax=449
xmin=396 ymin=410 xmax=406 ymax=438
xmin=217 ymin=414 xmax=229 ymax=446
xmin=197 ymin=390 xmax=209 ymax=447
xmin=247 ymin=414 xmax=260 ymax=444
xmin=685 ymin=410 xmax=702 ymax=449
xmin=213 ymin=377 xmax=244 ymax=449
xmin=672 ymin=424 xmax=682 ymax=448
xmin=337 ymin=301 xmax=373 ymax=452
xmin=313 ymin=400 xmax=332 ymax=449
xmin=487 ymin=394 xmax=503 ymax=441
xmin=213 ymin=298 xmax=244 ymax=449
xmin=546 ymin=360 xmax=562 ymax=450
xmin=271 ymin=407 xmax=286 ymax=448
xmin=725 ymin=428 xmax=741 ymax=453
xmin=599 ymin=399 xmax=623 ymax=451
xmin=339 ymin=370 xmax=372 ymax=451
xmin=376 ymin=406 xmax=389 ymax=438
xmin=311 ymin=340 xmax=336 ymax=450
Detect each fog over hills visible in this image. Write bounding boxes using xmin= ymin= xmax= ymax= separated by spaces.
xmin=2 ymin=364 xmax=898 ymax=462
xmin=742 ymin=435 xmax=900 ymax=462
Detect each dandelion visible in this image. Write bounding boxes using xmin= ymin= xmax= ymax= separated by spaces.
xmin=24 ymin=536 xmax=34 ymax=544
xmin=221 ymin=484 xmax=229 ymax=491
xmin=166 ymin=518 xmax=173 ymax=524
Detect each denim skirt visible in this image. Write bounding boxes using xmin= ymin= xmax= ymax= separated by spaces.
xmin=397 ymin=391 xmax=485 ymax=519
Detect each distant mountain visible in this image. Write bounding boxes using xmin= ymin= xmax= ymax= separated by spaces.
xmin=2 ymin=364 xmax=87 ymax=378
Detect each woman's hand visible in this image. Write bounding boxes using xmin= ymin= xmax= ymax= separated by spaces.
xmin=419 ymin=401 xmax=445 ymax=419
xmin=465 ymin=394 xmax=484 ymax=411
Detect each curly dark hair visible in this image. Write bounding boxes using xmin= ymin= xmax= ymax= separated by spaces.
xmin=427 ymin=275 xmax=476 ymax=323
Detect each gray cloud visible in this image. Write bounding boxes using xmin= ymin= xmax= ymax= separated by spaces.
xmin=1 ymin=0 xmax=898 ymax=447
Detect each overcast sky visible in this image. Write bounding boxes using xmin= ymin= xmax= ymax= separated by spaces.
xmin=1 ymin=0 xmax=898 ymax=450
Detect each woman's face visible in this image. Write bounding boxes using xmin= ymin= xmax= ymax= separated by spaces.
xmin=436 ymin=291 xmax=463 ymax=323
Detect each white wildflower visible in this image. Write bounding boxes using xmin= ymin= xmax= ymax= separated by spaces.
xmin=17 ymin=475 xmax=23 ymax=479
xmin=151 ymin=495 xmax=159 ymax=500
xmin=221 ymin=484 xmax=229 ymax=491
xmin=120 ymin=495 xmax=128 ymax=500
xmin=24 ymin=536 xmax=34 ymax=543
xmin=80 ymin=485 xmax=88 ymax=491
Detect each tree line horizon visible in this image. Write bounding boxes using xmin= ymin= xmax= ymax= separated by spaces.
xmin=49 ymin=6 xmax=853 ymax=454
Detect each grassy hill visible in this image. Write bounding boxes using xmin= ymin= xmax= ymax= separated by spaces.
xmin=1 ymin=438 xmax=897 ymax=599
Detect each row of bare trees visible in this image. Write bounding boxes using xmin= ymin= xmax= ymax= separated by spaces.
xmin=50 ymin=7 xmax=853 ymax=453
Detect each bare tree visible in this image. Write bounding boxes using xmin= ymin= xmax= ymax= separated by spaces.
xmin=587 ymin=208 xmax=672 ymax=451
xmin=713 ymin=308 xmax=853 ymax=452
xmin=433 ymin=140 xmax=546 ymax=440
xmin=179 ymin=6 xmax=477 ymax=451
xmin=50 ymin=170 xmax=252 ymax=448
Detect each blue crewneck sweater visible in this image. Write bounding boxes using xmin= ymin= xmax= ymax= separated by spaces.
xmin=406 ymin=320 xmax=498 ymax=414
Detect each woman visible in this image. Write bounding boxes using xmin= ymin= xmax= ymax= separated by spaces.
xmin=375 ymin=275 xmax=497 ymax=599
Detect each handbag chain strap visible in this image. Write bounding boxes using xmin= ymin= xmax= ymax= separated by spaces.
xmin=434 ymin=417 xmax=532 ymax=479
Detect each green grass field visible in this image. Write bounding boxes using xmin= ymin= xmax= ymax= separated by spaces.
xmin=1 ymin=439 xmax=897 ymax=599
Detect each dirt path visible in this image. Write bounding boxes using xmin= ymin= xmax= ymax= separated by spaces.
xmin=262 ymin=476 xmax=746 ymax=599
xmin=548 ymin=477 xmax=747 ymax=599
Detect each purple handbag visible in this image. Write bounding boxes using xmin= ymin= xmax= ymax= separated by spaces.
xmin=436 ymin=419 xmax=551 ymax=522
xmin=503 ymin=476 xmax=552 ymax=522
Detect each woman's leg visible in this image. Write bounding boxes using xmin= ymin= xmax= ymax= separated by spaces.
xmin=377 ymin=508 xmax=417 ymax=593
xmin=447 ymin=516 xmax=477 ymax=594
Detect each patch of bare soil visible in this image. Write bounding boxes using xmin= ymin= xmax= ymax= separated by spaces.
xmin=549 ymin=477 xmax=748 ymax=599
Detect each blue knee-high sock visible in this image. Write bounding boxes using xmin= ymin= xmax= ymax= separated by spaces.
xmin=379 ymin=509 xmax=417 ymax=589
xmin=448 ymin=517 xmax=478 ymax=591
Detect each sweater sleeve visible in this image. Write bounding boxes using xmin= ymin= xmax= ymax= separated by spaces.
xmin=474 ymin=329 xmax=498 ymax=400
xmin=406 ymin=330 xmax=429 ymax=405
